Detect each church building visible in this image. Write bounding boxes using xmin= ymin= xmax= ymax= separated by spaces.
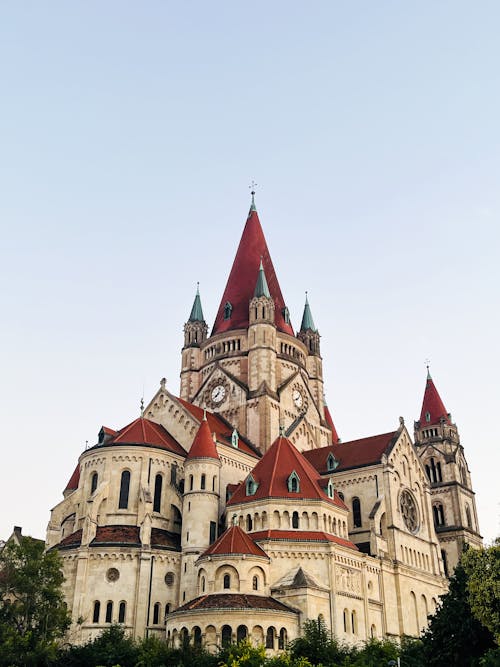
xmin=46 ymin=195 xmax=482 ymax=649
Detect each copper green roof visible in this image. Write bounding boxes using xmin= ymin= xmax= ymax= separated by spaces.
xmin=189 ymin=285 xmax=205 ymax=322
xmin=300 ymin=294 xmax=317 ymax=332
xmin=254 ymin=259 xmax=271 ymax=298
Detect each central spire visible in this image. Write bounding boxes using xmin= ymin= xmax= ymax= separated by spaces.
xmin=211 ymin=198 xmax=294 ymax=336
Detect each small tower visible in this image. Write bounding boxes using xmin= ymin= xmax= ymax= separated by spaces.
xmin=180 ymin=285 xmax=208 ymax=401
xmin=180 ymin=415 xmax=221 ymax=603
xmin=414 ymin=367 xmax=482 ymax=575
xmin=297 ymin=294 xmax=324 ymax=408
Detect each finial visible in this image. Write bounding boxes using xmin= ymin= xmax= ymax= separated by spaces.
xmin=196 ymin=281 xmax=200 ymax=294
xmin=160 ymin=377 xmax=166 ymax=390
xmin=279 ymin=423 xmax=285 ymax=437
xmin=249 ymin=181 xmax=257 ymax=211
xmin=425 ymin=359 xmax=431 ymax=380
xmin=140 ymin=397 xmax=144 ymax=417
xmin=203 ymin=408 xmax=207 ymax=421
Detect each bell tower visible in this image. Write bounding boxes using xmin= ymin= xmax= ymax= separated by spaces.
xmin=180 ymin=285 xmax=208 ymax=402
xmin=414 ymin=367 xmax=482 ymax=575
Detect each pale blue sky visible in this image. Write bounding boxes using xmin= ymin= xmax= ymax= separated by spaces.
xmin=0 ymin=2 xmax=498 ymax=543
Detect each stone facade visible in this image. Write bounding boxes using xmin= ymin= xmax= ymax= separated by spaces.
xmin=47 ymin=198 xmax=480 ymax=649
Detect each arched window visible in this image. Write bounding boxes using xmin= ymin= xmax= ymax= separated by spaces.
xmin=343 ymin=609 xmax=348 ymax=633
xmin=189 ymin=475 xmax=194 ymax=491
xmin=252 ymin=575 xmax=259 ymax=590
xmin=93 ymin=600 xmax=100 ymax=623
xmin=287 ymin=471 xmax=300 ymax=493
xmin=441 ymin=549 xmax=449 ymax=577
xmin=292 ymin=511 xmax=299 ymax=529
xmin=222 ymin=625 xmax=232 ymax=646
xmin=90 ymin=472 xmax=98 ymax=494
xmin=201 ymin=474 xmax=206 ymax=490
xmin=224 ymin=302 xmax=232 ymax=320
xmin=246 ymin=514 xmax=253 ymax=531
xmin=327 ymin=453 xmax=338 ymax=471
xmin=426 ymin=458 xmax=443 ymax=484
xmin=212 ymin=475 xmax=217 ymax=491
xmin=246 ymin=475 xmax=258 ymax=496
xmin=193 ymin=626 xmax=202 ymax=647
xmin=118 ymin=601 xmax=126 ymax=624
xmin=105 ymin=601 xmax=113 ymax=623
xmin=237 ymin=625 xmax=247 ymax=643
xmin=153 ymin=602 xmax=161 ymax=625
xmin=165 ymin=603 xmax=171 ymax=618
xmin=338 ymin=491 xmax=345 ymax=502
xmin=465 ymin=505 xmax=473 ymax=529
xmin=351 ymin=610 xmax=356 ymax=634
xmin=201 ymin=576 xmax=206 ymax=592
xmin=266 ymin=626 xmax=275 ymax=648
xmin=223 ymin=574 xmax=231 ymax=589
xmin=279 ymin=627 xmax=287 ymax=649
xmin=153 ymin=474 xmax=162 ymax=513
xmin=433 ymin=503 xmax=445 ymax=527
xmin=370 ymin=624 xmax=376 ymax=638
xmin=118 ymin=471 xmax=130 ymax=509
xmin=352 ymin=497 xmax=362 ymax=527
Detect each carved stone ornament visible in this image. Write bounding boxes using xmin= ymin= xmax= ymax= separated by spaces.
xmin=400 ymin=489 xmax=419 ymax=533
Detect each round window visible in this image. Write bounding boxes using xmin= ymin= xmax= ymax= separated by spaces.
xmin=165 ymin=571 xmax=175 ymax=586
xmin=106 ymin=567 xmax=120 ymax=582
xmin=400 ymin=489 xmax=419 ymax=533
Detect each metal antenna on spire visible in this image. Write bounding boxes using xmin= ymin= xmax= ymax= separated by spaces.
xmin=249 ymin=180 xmax=258 ymax=195
xmin=140 ymin=396 xmax=144 ymax=417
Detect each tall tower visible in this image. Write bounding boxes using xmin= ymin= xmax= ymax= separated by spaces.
xmin=296 ymin=294 xmax=324 ymax=410
xmin=180 ymin=285 xmax=208 ymax=401
xmin=181 ymin=415 xmax=221 ymax=603
xmin=414 ymin=368 xmax=482 ymax=574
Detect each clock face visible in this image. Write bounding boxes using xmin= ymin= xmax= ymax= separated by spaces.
xmin=292 ymin=389 xmax=303 ymax=408
xmin=211 ymin=384 xmax=226 ymax=404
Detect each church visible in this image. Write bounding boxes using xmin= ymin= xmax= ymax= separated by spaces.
xmin=46 ymin=195 xmax=482 ymax=650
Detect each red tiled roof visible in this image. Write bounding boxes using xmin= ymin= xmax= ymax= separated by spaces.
xmin=178 ymin=398 xmax=259 ymax=458
xmin=172 ymin=593 xmax=298 ymax=614
xmin=65 ymin=463 xmax=80 ymax=492
xmin=109 ymin=417 xmax=187 ymax=456
xmin=91 ymin=525 xmax=141 ymax=546
xmin=324 ymin=404 xmax=339 ymax=444
xmin=186 ymin=417 xmax=219 ymax=460
xmin=58 ymin=529 xmax=82 ymax=548
xmin=201 ymin=525 xmax=268 ymax=558
xmin=151 ymin=528 xmax=181 ymax=550
xmin=251 ymin=529 xmax=358 ymax=551
xmin=102 ymin=426 xmax=117 ymax=436
xmin=227 ymin=436 xmax=344 ymax=508
xmin=304 ymin=431 xmax=398 ymax=472
xmin=211 ymin=206 xmax=294 ymax=337
xmin=419 ymin=375 xmax=450 ymax=426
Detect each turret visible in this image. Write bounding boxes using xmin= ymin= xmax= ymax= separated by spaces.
xmin=296 ymin=294 xmax=324 ymax=408
xmin=180 ymin=415 xmax=221 ymax=604
xmin=248 ymin=260 xmax=277 ymax=393
xmin=414 ymin=367 xmax=482 ymax=574
xmin=180 ymin=285 xmax=208 ymax=401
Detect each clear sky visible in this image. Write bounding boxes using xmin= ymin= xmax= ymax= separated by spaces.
xmin=0 ymin=2 xmax=498 ymax=544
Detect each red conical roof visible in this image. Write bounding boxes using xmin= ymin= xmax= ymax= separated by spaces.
xmin=187 ymin=416 xmax=219 ymax=460
xmin=212 ymin=205 xmax=294 ymax=336
xmin=227 ymin=435 xmax=345 ymax=508
xmin=201 ymin=525 xmax=268 ymax=558
xmin=419 ymin=372 xmax=450 ymax=426
xmin=110 ymin=417 xmax=187 ymax=455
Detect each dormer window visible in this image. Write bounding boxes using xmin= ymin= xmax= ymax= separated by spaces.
xmin=246 ymin=475 xmax=258 ymax=496
xmin=282 ymin=306 xmax=290 ymax=324
xmin=224 ymin=301 xmax=232 ymax=320
xmin=287 ymin=471 xmax=300 ymax=493
xmin=425 ymin=411 xmax=431 ymax=423
xmin=327 ymin=453 xmax=338 ymax=472
xmin=327 ymin=479 xmax=334 ymax=498
xmin=231 ymin=429 xmax=239 ymax=448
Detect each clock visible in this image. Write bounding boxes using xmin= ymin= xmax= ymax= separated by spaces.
xmin=292 ymin=389 xmax=303 ymax=409
xmin=211 ymin=384 xmax=226 ymax=404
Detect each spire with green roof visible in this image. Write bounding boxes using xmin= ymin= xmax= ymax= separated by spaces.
xmin=254 ymin=259 xmax=271 ymax=298
xmin=189 ymin=283 xmax=205 ymax=322
xmin=300 ymin=293 xmax=317 ymax=332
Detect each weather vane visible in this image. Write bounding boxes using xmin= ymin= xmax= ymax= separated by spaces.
xmin=249 ymin=180 xmax=257 ymax=195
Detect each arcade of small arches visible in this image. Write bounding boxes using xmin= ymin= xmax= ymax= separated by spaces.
xmin=231 ymin=509 xmax=348 ymax=538
xmin=197 ymin=565 xmax=266 ymax=594
xmin=167 ymin=623 xmax=289 ymax=650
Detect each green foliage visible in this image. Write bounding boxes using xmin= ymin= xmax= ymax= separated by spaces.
xmin=462 ymin=541 xmax=500 ymax=645
xmin=419 ymin=560 xmax=495 ymax=667
xmin=57 ymin=625 xmax=138 ymax=667
xmin=218 ymin=639 xmax=267 ymax=667
xmin=290 ymin=617 xmax=352 ymax=666
xmin=349 ymin=637 xmax=399 ymax=667
xmin=0 ymin=537 xmax=71 ymax=667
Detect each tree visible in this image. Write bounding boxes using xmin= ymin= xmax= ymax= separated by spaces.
xmin=0 ymin=536 xmax=70 ymax=666
xmin=418 ymin=560 xmax=495 ymax=666
xmin=289 ymin=617 xmax=352 ymax=666
xmin=462 ymin=539 xmax=500 ymax=645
